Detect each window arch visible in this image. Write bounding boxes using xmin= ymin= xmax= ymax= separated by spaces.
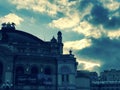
xmin=44 ymin=66 xmax=52 ymax=75
xmin=59 ymin=66 xmax=71 ymax=74
xmin=16 ymin=66 xmax=24 ymax=75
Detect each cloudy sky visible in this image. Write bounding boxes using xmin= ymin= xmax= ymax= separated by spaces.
xmin=1 ymin=0 xmax=120 ymax=73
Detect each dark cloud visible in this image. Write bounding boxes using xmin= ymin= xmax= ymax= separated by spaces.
xmin=89 ymin=5 xmax=120 ymax=30
xmin=104 ymin=16 xmax=120 ymax=30
xmin=78 ymin=0 xmax=120 ymax=30
xmin=76 ymin=0 xmax=120 ymax=71
xmin=90 ymin=5 xmax=109 ymax=25
xmin=76 ymin=37 xmax=120 ymax=71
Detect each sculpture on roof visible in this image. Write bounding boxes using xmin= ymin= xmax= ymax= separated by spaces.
xmin=1 ymin=22 xmax=16 ymax=30
xmin=51 ymin=36 xmax=57 ymax=43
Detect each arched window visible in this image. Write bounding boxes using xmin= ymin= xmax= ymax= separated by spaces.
xmin=31 ymin=66 xmax=39 ymax=75
xmin=15 ymin=66 xmax=25 ymax=85
xmin=59 ymin=66 xmax=71 ymax=83
xmin=44 ymin=66 xmax=52 ymax=75
xmin=0 ymin=61 xmax=3 ymax=83
xmin=16 ymin=66 xmax=24 ymax=75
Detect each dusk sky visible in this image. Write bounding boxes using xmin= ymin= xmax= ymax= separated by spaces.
xmin=0 ymin=0 xmax=120 ymax=73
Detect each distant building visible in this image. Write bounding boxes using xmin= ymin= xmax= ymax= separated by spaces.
xmin=0 ymin=23 xmax=78 ymax=90
xmin=89 ymin=72 xmax=98 ymax=82
xmin=100 ymin=69 xmax=120 ymax=81
xmin=76 ymin=71 xmax=90 ymax=90
xmin=91 ymin=69 xmax=120 ymax=90
xmin=76 ymin=70 xmax=98 ymax=81
xmin=91 ymin=81 xmax=120 ymax=90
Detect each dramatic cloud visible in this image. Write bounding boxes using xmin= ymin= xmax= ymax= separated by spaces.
xmin=77 ymin=59 xmax=100 ymax=71
xmin=48 ymin=0 xmax=120 ymax=39
xmin=108 ymin=30 xmax=120 ymax=39
xmin=73 ymin=21 xmax=103 ymax=39
xmin=49 ymin=0 xmax=120 ymax=71
xmin=89 ymin=5 xmax=109 ymax=25
xmin=9 ymin=0 xmax=77 ymax=16
xmin=53 ymin=0 xmax=120 ymax=72
xmin=64 ymin=38 xmax=92 ymax=53
xmin=104 ymin=16 xmax=120 ymax=30
xmin=5 ymin=0 xmax=120 ymax=72
xmin=49 ymin=13 xmax=80 ymax=30
xmin=9 ymin=0 xmax=58 ymax=16
xmin=0 ymin=13 xmax=23 ymax=25
xmin=100 ymin=0 xmax=120 ymax=11
xmin=64 ymin=38 xmax=101 ymax=71
xmin=88 ymin=4 xmax=120 ymax=30
xmin=77 ymin=37 xmax=120 ymax=71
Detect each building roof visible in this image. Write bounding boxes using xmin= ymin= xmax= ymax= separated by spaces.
xmin=76 ymin=71 xmax=90 ymax=78
xmin=0 ymin=29 xmax=44 ymax=44
xmin=0 ymin=23 xmax=64 ymax=55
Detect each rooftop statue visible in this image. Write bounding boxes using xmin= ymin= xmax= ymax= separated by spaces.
xmin=1 ymin=22 xmax=16 ymax=30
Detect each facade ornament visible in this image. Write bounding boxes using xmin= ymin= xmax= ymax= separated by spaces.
xmin=1 ymin=22 xmax=16 ymax=30
xmin=51 ymin=36 xmax=57 ymax=43
xmin=69 ymin=49 xmax=72 ymax=55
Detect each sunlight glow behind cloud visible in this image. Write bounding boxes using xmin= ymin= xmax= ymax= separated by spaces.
xmin=64 ymin=38 xmax=92 ymax=54
xmin=49 ymin=13 xmax=80 ymax=29
xmin=77 ymin=59 xmax=101 ymax=71
xmin=73 ymin=21 xmax=103 ymax=38
xmin=9 ymin=0 xmax=77 ymax=17
xmin=10 ymin=0 xmax=58 ymax=16
xmin=100 ymin=0 xmax=120 ymax=11
xmin=0 ymin=13 xmax=24 ymax=25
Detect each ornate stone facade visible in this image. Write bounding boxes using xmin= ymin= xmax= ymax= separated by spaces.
xmin=0 ymin=23 xmax=77 ymax=90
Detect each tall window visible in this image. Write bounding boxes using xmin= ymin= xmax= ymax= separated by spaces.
xmin=61 ymin=74 xmax=69 ymax=83
xmin=31 ymin=66 xmax=39 ymax=75
xmin=60 ymin=66 xmax=71 ymax=84
xmin=0 ymin=62 xmax=3 ymax=84
xmin=29 ymin=66 xmax=39 ymax=85
xmin=62 ymin=75 xmax=65 ymax=82
xmin=16 ymin=66 xmax=24 ymax=75
xmin=66 ymin=74 xmax=69 ymax=82
xmin=44 ymin=66 xmax=52 ymax=75
xmin=15 ymin=66 xmax=25 ymax=85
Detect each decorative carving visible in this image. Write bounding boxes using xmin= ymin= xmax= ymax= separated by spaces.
xmin=1 ymin=22 xmax=16 ymax=30
xmin=69 ymin=49 xmax=72 ymax=55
